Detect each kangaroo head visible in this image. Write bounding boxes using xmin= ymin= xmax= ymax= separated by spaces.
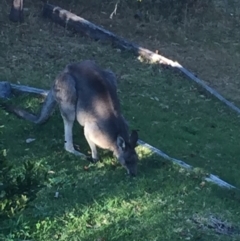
xmin=115 ymin=130 xmax=139 ymax=176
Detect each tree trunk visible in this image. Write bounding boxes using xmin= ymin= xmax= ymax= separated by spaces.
xmin=9 ymin=0 xmax=24 ymax=23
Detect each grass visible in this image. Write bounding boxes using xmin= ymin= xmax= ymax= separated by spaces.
xmin=59 ymin=0 xmax=240 ymax=106
xmin=1 ymin=1 xmax=240 ymax=240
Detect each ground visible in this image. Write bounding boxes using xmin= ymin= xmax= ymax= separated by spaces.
xmin=57 ymin=0 xmax=240 ymax=106
xmin=1 ymin=0 xmax=240 ymax=240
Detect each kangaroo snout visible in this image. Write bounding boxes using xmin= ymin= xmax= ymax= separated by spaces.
xmin=118 ymin=156 xmax=138 ymax=177
xmin=126 ymin=164 xmax=137 ymax=177
xmin=115 ymin=130 xmax=139 ymax=176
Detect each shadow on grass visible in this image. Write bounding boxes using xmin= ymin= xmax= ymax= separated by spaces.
xmin=0 ymin=95 xmax=171 ymax=238
xmin=1 ymin=89 xmax=240 ymax=241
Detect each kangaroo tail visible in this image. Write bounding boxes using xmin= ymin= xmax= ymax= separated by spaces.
xmin=0 ymin=90 xmax=56 ymax=124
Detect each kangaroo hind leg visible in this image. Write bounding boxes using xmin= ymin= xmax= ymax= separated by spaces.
xmin=83 ymin=123 xmax=99 ymax=163
xmin=60 ymin=104 xmax=86 ymax=158
xmin=56 ymin=73 xmax=86 ymax=158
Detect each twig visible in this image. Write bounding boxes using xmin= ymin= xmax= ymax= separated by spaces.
xmin=110 ymin=0 xmax=119 ymax=19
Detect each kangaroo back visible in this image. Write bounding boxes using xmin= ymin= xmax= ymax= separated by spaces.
xmin=65 ymin=61 xmax=129 ymax=140
xmin=66 ymin=61 xmax=120 ymax=115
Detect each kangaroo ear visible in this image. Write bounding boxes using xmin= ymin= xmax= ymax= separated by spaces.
xmin=117 ymin=136 xmax=126 ymax=150
xmin=129 ymin=130 xmax=139 ymax=148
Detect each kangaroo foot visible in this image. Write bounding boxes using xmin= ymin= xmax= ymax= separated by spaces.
xmin=65 ymin=144 xmax=86 ymax=158
xmin=86 ymin=156 xmax=99 ymax=163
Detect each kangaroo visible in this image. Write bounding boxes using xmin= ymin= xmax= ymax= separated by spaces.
xmin=2 ymin=60 xmax=139 ymax=176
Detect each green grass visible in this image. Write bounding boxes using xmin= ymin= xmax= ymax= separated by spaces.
xmin=120 ymin=66 xmax=240 ymax=187
xmin=1 ymin=1 xmax=240 ymax=240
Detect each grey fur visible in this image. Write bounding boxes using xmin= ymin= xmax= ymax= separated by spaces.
xmin=3 ymin=60 xmax=139 ymax=176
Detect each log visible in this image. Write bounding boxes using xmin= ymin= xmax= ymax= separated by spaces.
xmin=0 ymin=81 xmax=48 ymax=97
xmin=138 ymin=140 xmax=237 ymax=189
xmin=10 ymin=83 xmax=48 ymax=96
xmin=42 ymin=3 xmax=240 ymax=116
xmin=9 ymin=0 xmax=24 ymax=23
xmin=42 ymin=4 xmax=139 ymax=51
xmin=0 ymin=82 xmax=11 ymax=98
xmin=42 ymin=4 xmax=166 ymax=61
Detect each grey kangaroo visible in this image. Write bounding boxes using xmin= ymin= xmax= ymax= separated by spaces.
xmin=2 ymin=60 xmax=139 ymax=176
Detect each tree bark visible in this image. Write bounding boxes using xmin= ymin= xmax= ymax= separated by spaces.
xmin=9 ymin=0 xmax=24 ymax=23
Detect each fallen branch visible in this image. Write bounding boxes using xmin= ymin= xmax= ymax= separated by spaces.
xmin=0 ymin=81 xmax=49 ymax=97
xmin=1 ymin=81 xmax=237 ymax=189
xmin=138 ymin=140 xmax=237 ymax=190
xmin=42 ymin=3 xmax=240 ymax=116
xmin=10 ymin=83 xmax=48 ymax=96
